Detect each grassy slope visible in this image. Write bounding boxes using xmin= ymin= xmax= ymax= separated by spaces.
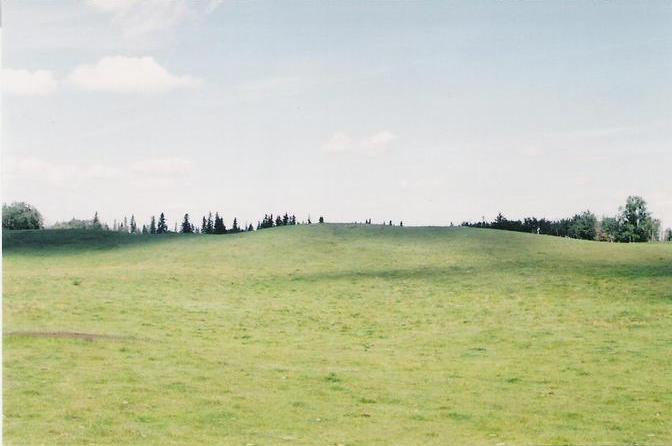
xmin=3 ymin=225 xmax=672 ymax=445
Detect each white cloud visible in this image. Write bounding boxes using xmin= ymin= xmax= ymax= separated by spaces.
xmin=3 ymin=157 xmax=193 ymax=188
xmin=86 ymin=0 xmax=223 ymax=38
xmin=235 ymin=76 xmax=303 ymax=100
xmin=323 ymin=132 xmax=353 ymax=153
xmin=67 ymin=56 xmax=201 ymax=93
xmin=2 ymin=69 xmax=58 ymax=96
xmin=3 ymin=157 xmax=123 ymax=186
xmin=323 ymin=130 xmax=398 ymax=156
xmin=360 ymin=130 xmax=398 ymax=154
xmin=131 ymin=158 xmax=194 ymax=176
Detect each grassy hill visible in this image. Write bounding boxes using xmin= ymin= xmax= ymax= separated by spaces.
xmin=4 ymin=224 xmax=672 ymax=445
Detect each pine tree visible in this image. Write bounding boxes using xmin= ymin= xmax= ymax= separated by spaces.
xmin=290 ymin=215 xmax=296 ymax=225
xmin=232 ymin=217 xmax=240 ymax=233
xmin=150 ymin=216 xmax=157 ymax=234
xmin=247 ymin=223 xmax=254 ymax=231
xmin=282 ymin=213 xmax=289 ymax=226
xmin=207 ymin=212 xmax=214 ymax=234
xmin=319 ymin=216 xmax=324 ymax=224
xmin=142 ymin=224 xmax=148 ymax=234
xmin=93 ymin=211 xmax=100 ymax=229
xmin=213 ymin=213 xmax=226 ymax=234
xmin=157 ymin=213 xmax=168 ymax=234
xmin=181 ymin=214 xmax=193 ymax=233
xmin=202 ymin=216 xmax=208 ymax=234
xmin=130 ymin=215 xmax=137 ymax=233
xmin=275 ymin=215 xmax=282 ymax=226
xmin=400 ymin=221 xmax=403 ymax=227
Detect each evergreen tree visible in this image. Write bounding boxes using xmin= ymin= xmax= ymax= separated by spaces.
xmin=130 ymin=215 xmax=137 ymax=233
xmin=231 ymin=217 xmax=240 ymax=233
xmin=207 ymin=212 xmax=214 ymax=234
xmin=275 ymin=215 xmax=282 ymax=226
xmin=307 ymin=216 xmax=312 ymax=224
xmin=282 ymin=213 xmax=289 ymax=226
xmin=92 ymin=211 xmax=101 ymax=229
xmin=142 ymin=224 xmax=148 ymax=234
xmin=290 ymin=215 xmax=296 ymax=225
xmin=400 ymin=221 xmax=403 ymax=227
xmin=319 ymin=216 xmax=324 ymax=224
xmin=213 ymin=212 xmax=226 ymax=234
xmin=181 ymin=214 xmax=193 ymax=233
xmin=157 ymin=213 xmax=168 ymax=234
xmin=150 ymin=216 xmax=157 ymax=234
xmin=247 ymin=223 xmax=254 ymax=231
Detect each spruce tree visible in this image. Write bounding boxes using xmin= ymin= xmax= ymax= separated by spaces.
xmin=181 ymin=214 xmax=193 ymax=233
xmin=141 ymin=224 xmax=148 ymax=234
xmin=130 ymin=215 xmax=137 ymax=233
xmin=202 ymin=216 xmax=208 ymax=234
xmin=232 ymin=217 xmax=240 ymax=233
xmin=275 ymin=215 xmax=282 ymax=227
xmin=157 ymin=213 xmax=168 ymax=234
xmin=207 ymin=212 xmax=214 ymax=234
xmin=282 ymin=213 xmax=289 ymax=226
xmin=319 ymin=216 xmax=324 ymax=224
xmin=93 ymin=212 xmax=100 ymax=229
xmin=150 ymin=216 xmax=157 ymax=234
xmin=213 ymin=213 xmax=226 ymax=234
xmin=247 ymin=223 xmax=254 ymax=231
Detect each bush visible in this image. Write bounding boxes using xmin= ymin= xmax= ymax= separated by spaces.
xmin=2 ymin=202 xmax=43 ymax=230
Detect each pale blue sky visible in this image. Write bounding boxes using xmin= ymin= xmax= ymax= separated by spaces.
xmin=3 ymin=1 xmax=671 ymax=229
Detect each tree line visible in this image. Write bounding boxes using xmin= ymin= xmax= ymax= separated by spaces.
xmin=462 ymin=196 xmax=668 ymax=242
xmin=3 ymin=196 xmax=671 ymax=243
xmin=1 ymin=205 xmax=327 ymax=235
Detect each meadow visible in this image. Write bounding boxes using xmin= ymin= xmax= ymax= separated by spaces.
xmin=3 ymin=224 xmax=672 ymax=445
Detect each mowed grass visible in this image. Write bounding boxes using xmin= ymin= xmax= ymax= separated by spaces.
xmin=3 ymin=224 xmax=672 ymax=445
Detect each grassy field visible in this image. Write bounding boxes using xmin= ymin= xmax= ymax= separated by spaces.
xmin=3 ymin=224 xmax=672 ymax=445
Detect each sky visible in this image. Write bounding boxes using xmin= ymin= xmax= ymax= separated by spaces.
xmin=2 ymin=0 xmax=671 ymax=229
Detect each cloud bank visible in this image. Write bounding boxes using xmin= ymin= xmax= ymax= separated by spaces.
xmin=86 ymin=0 xmax=223 ymax=38
xmin=323 ymin=130 xmax=398 ymax=156
xmin=2 ymin=69 xmax=58 ymax=96
xmin=67 ymin=56 xmax=202 ymax=93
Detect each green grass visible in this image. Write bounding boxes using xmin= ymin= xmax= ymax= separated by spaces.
xmin=4 ymin=225 xmax=672 ymax=445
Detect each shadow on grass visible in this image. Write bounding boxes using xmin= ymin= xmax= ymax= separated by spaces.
xmin=2 ymin=229 xmax=182 ymax=255
xmin=291 ymin=261 xmax=672 ymax=284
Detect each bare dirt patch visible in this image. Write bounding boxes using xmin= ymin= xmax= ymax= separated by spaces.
xmin=4 ymin=331 xmax=132 ymax=341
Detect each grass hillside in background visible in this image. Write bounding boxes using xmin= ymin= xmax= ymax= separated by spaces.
xmin=3 ymin=225 xmax=672 ymax=445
